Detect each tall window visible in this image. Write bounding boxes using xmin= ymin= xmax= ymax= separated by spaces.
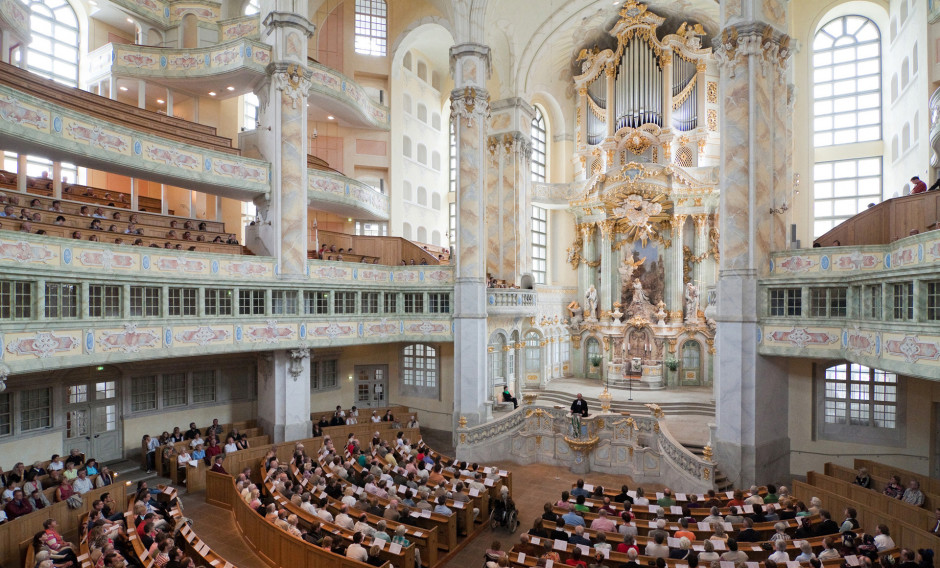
xmin=354 ymin=0 xmax=387 ymax=56
xmin=244 ymin=0 xmax=260 ymax=15
xmin=243 ymin=93 xmax=259 ymax=130
xmin=402 ymin=344 xmax=437 ymax=388
xmin=812 ymin=15 xmax=883 ymax=237
xmin=525 ymin=332 xmax=541 ymax=372
xmin=531 ymin=106 xmax=547 ymax=182
xmin=532 ymin=206 xmax=547 ymax=284
xmin=823 ymin=363 xmax=897 ymax=428
xmin=27 ymin=0 xmax=79 ymax=86
xmin=449 ymin=119 xmax=457 ymax=193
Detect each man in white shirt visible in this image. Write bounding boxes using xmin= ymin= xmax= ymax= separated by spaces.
xmin=745 ymin=486 xmax=764 ymax=506
xmin=334 ymin=504 xmax=355 ymax=529
xmin=72 ymin=469 xmax=94 ymax=494
xmin=354 ymin=513 xmax=376 ymax=537
xmin=346 ymin=532 xmax=369 ymax=562
xmin=644 ymin=533 xmax=669 ymax=558
xmin=874 ymin=525 xmax=896 ymax=551
xmin=190 ymin=434 xmax=205 ymax=449
xmin=768 ymin=540 xmax=790 ymax=564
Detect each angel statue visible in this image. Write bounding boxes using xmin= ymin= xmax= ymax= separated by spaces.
xmin=618 ymin=254 xmax=646 ymax=288
xmin=567 ymin=301 xmax=584 ymax=330
xmin=685 ymin=282 xmax=700 ymax=322
xmin=631 ymin=278 xmax=648 ymax=304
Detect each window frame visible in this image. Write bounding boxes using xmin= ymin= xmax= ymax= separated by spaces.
xmin=354 ymin=0 xmax=387 ymax=57
xmin=532 ymin=206 xmax=548 ymax=285
xmin=401 ymin=343 xmax=439 ymax=398
xmin=816 ymin=361 xmax=903 ymax=445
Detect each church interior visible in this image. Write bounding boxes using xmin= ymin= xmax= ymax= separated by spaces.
xmin=0 ymin=0 xmax=939 ymax=566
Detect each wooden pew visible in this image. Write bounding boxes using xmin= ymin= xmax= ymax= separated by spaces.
xmin=205 ymin=471 xmax=391 ymax=568
xmin=795 ymin=475 xmax=940 ymax=552
xmin=262 ymin=466 xmax=416 ymax=568
xmin=854 ymin=459 xmax=940 ymax=508
xmin=290 ymin=462 xmax=439 ymax=566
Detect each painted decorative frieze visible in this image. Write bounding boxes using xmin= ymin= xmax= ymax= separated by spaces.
xmin=97 ymin=324 xmax=161 ymax=353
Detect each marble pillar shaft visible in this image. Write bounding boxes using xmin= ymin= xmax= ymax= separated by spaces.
xmin=451 ymin=43 xmax=492 ymax=427
xmin=485 ymin=132 xmax=530 ymax=283
xmin=714 ymin=14 xmax=794 ymax=485
xmin=599 ymin=225 xmax=614 ymax=315
xmin=667 ymin=217 xmax=685 ymax=315
xmin=692 ymin=215 xmax=709 ymax=305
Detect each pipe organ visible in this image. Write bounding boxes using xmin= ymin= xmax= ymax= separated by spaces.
xmin=574 ymin=1 xmax=715 ymax=171
xmin=615 ymin=39 xmax=663 ymax=130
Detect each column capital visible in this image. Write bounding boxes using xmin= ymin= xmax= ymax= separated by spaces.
xmin=673 ymin=213 xmax=688 ymax=228
xmin=262 ymin=11 xmax=316 ymax=36
xmin=578 ymin=222 xmax=597 ymax=240
xmin=450 ymin=43 xmax=491 ymax=88
xmin=270 ymin=63 xmax=312 ymax=109
xmin=598 ymin=219 xmax=617 ymax=239
xmin=450 ymin=86 xmax=491 ymax=128
xmin=713 ymin=24 xmax=793 ymax=80
xmin=692 ymin=213 xmax=709 ymax=229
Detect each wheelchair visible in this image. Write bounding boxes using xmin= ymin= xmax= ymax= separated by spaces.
xmin=488 ymin=493 xmax=519 ymax=532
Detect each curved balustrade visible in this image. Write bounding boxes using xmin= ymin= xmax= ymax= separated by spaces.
xmin=307 ymin=59 xmax=391 ymax=130
xmin=87 ymin=39 xmax=272 ymax=84
xmin=456 ymin=404 xmax=715 ymax=492
xmin=308 ymin=168 xmax=389 ymax=220
xmin=108 ymin=0 xmax=223 ymax=27
xmin=0 ymin=232 xmax=454 ymax=374
xmin=761 ymin=231 xmax=940 ymax=379
xmin=0 ymin=80 xmax=269 ymax=200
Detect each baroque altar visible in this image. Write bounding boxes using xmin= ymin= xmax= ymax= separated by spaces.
xmin=564 ymin=2 xmax=720 ymax=388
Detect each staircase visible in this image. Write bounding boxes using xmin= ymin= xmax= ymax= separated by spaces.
xmin=530 ymin=389 xmax=732 ymax=490
xmin=104 ymin=458 xmax=172 ymax=489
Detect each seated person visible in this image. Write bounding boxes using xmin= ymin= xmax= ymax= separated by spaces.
xmin=501 ymin=387 xmax=518 ymax=409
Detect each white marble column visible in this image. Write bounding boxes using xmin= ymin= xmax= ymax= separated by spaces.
xmin=598 ymin=220 xmax=615 ymax=317
xmin=691 ymin=214 xmax=708 ymax=307
xmin=578 ymin=223 xmax=598 ymax=316
xmin=713 ymin=2 xmax=794 ymax=486
xmin=16 ymin=155 xmax=26 ymax=192
xmin=665 ymin=215 xmax=686 ymax=321
xmin=256 ymin=348 xmax=312 ymax=443
xmin=252 ymin=6 xmax=315 ymax=279
xmin=451 ymin=43 xmax=492 ymax=426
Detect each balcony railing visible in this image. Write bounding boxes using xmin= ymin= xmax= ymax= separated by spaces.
xmin=487 ymin=289 xmax=537 ymax=315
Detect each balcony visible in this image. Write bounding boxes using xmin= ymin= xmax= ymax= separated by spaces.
xmin=308 ymin=167 xmax=389 ymax=220
xmin=931 ymin=85 xmax=940 ymax=167
xmin=758 ymin=231 xmax=940 ymax=380
xmin=0 ymin=232 xmax=454 ymax=374
xmin=487 ymin=289 xmax=537 ymax=315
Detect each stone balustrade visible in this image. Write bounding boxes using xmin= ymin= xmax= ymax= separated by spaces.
xmin=486 ymin=289 xmax=538 ymax=315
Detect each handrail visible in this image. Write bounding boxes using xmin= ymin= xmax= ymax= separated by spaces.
xmin=486 ymin=289 xmax=537 ymax=314
xmin=307 ymin=59 xmax=390 ymax=130
xmin=308 ymin=168 xmax=389 ymax=220
xmin=813 ymin=191 xmax=940 ymax=246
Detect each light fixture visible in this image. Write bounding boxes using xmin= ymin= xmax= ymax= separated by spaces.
xmin=208 ymin=91 xmax=217 ymax=96
xmin=347 ymin=218 xmax=352 ymax=222
xmin=227 ymin=86 xmax=235 ymax=91
xmin=156 ymin=99 xmax=165 ymax=104
xmin=126 ymin=17 xmax=134 ymax=23
xmin=327 ymin=115 xmax=334 ymax=120
xmin=119 ymin=86 xmax=128 ymax=92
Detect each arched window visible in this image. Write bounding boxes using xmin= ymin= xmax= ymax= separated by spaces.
xmin=402 ymin=181 xmax=413 ymax=202
xmin=431 ymin=112 xmax=442 ymax=130
xmin=431 ymin=151 xmax=441 ymax=171
xmin=431 ymin=71 xmax=441 ymax=90
xmin=354 ymin=0 xmax=387 ymax=56
xmin=417 ymin=186 xmax=427 ymax=206
xmin=243 ymin=93 xmax=259 ymax=129
xmin=531 ymin=206 xmax=547 ymax=284
xmin=489 ymin=334 xmax=506 ymax=388
xmin=417 ymin=144 xmax=427 ymax=165
xmin=525 ymin=332 xmax=541 ymax=373
xmin=417 ymin=103 xmax=428 ymax=123
xmin=449 ymin=119 xmax=457 ymax=193
xmin=27 ymin=0 xmax=79 ymax=86
xmin=403 ymin=93 xmax=412 ymax=115
xmin=812 ymin=15 xmax=883 ymax=237
xmin=403 ymin=51 xmax=413 ymax=71
xmin=585 ymin=338 xmax=601 ymax=377
xmin=417 ymin=60 xmax=428 ymax=81
xmin=416 ymin=226 xmax=427 ymax=243
xmin=244 ymin=0 xmax=260 ymax=15
xmin=912 ymin=42 xmax=919 ymax=75
xmin=431 ymin=193 xmax=441 ymax=210
xmin=402 ymin=222 xmax=413 ymax=240
xmin=901 ymin=58 xmax=910 ymax=88
xmin=403 ymin=136 xmax=412 ymax=158
xmin=531 ymin=106 xmax=547 ymax=182
xmin=680 ymin=341 xmax=701 ymax=384
xmin=902 ymin=123 xmax=911 ymax=151
xmin=402 ymin=344 xmax=437 ymax=390
xmin=431 ymin=230 xmax=441 ymax=246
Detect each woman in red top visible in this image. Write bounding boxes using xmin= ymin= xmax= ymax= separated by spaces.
xmin=564 ymin=548 xmax=587 ymax=568
xmin=727 ymin=489 xmax=747 ymax=508
xmin=54 ymin=479 xmax=75 ymax=503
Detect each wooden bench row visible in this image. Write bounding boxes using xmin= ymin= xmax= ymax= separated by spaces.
xmin=288 ymin=461 xmax=440 ymax=566
xmin=0 ymin=186 xmax=223 ymax=232
xmin=263 ymin=464 xmax=417 ymax=568
xmin=146 ymin=419 xmax=258 ymax=474
xmin=206 ymin=471 xmax=391 ymax=568
xmin=312 ymin=405 xmax=414 ymax=426
xmin=855 ymin=458 xmax=940 ymax=508
xmin=0 ymin=61 xmax=236 ymax=154
xmin=0 ymin=171 xmax=164 ymax=212
xmin=0 ymin=221 xmax=242 ymax=255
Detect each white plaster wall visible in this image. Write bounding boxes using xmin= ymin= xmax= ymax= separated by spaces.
xmin=122 ymin=400 xmax=257 ymax=455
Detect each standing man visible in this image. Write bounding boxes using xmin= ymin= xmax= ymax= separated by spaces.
xmin=571 ymin=393 xmax=589 ymax=417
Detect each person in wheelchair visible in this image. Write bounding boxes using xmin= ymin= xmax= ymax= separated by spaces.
xmin=489 ymin=486 xmax=518 ymax=531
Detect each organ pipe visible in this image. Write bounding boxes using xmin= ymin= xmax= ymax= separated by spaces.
xmin=614 ymin=39 xmax=663 ymax=130
xmin=672 ymin=56 xmax=698 ymax=131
